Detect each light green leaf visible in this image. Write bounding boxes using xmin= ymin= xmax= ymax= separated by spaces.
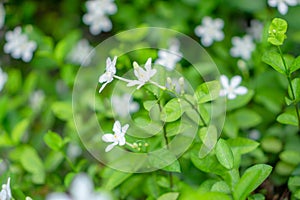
xmin=211 ymin=181 xmax=231 ymax=194
xmin=277 ymin=109 xmax=299 ymax=126
xmin=290 ymin=56 xmax=300 ymax=73
xmin=143 ymin=100 xmax=158 ymax=111
xmin=162 ymin=160 xmax=181 ymax=173
xmin=280 ymin=150 xmax=300 ymax=166
xmin=288 ymin=176 xmax=300 ymax=193
xmin=194 ymin=80 xmax=220 ymax=103
xmin=103 ymin=170 xmax=132 ymax=190
xmin=275 ymin=161 xmax=294 ymax=176
xmin=233 ymin=164 xmax=272 ymax=200
xmin=161 ymin=98 xmax=183 ymax=122
xmin=12 ymin=119 xmax=29 ymax=144
xmin=261 ymin=137 xmax=283 ymax=153
xmin=198 ymin=125 xmax=218 ymax=158
xmin=226 ymin=90 xmax=254 ymax=111
xmin=44 ymin=131 xmax=63 ymax=151
xmin=20 ymin=146 xmax=45 ymax=184
xmin=215 ymin=139 xmax=234 ymax=170
xmin=51 ymin=101 xmax=73 ymax=121
xmin=157 ymin=192 xmax=179 ymax=200
xmin=268 ymin=18 xmax=288 ymax=46
xmin=288 ymin=78 xmax=300 ymax=102
xmin=262 ymin=50 xmax=286 ymax=74
xmin=227 ymin=137 xmax=259 ymax=154
xmin=233 ymin=108 xmax=262 ymax=128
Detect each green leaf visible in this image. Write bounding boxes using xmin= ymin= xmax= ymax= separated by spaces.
xmin=11 ymin=119 xmax=29 ymax=144
xmin=194 ymin=80 xmax=220 ymax=103
xmin=227 ymin=137 xmax=259 ymax=154
xmin=162 ymin=160 xmax=181 ymax=173
xmin=157 ymin=192 xmax=179 ymax=200
xmin=288 ymin=78 xmax=300 ymax=102
xmin=268 ymin=18 xmax=288 ymax=46
xmin=280 ymin=150 xmax=300 ymax=166
xmin=161 ymin=98 xmax=183 ymax=122
xmin=143 ymin=100 xmax=158 ymax=111
xmin=215 ymin=139 xmax=234 ymax=170
xmin=233 ymin=164 xmax=272 ymax=200
xmin=51 ymin=101 xmax=73 ymax=121
xmin=290 ymin=56 xmax=300 ymax=73
xmin=44 ymin=131 xmax=63 ymax=151
xmin=275 ymin=161 xmax=295 ymax=176
xmin=20 ymin=146 xmax=45 ymax=184
xmin=103 ymin=170 xmax=132 ymax=190
xmin=211 ymin=181 xmax=231 ymax=194
xmin=262 ymin=50 xmax=286 ymax=74
xmin=288 ymin=176 xmax=300 ymax=193
xmin=226 ymin=90 xmax=254 ymax=111
xmin=198 ymin=125 xmax=218 ymax=158
xmin=277 ymin=109 xmax=299 ymax=126
xmin=233 ymin=108 xmax=262 ymax=129
xmin=261 ymin=136 xmax=283 ymax=153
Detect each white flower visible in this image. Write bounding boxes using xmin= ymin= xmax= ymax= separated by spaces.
xmin=67 ymin=142 xmax=82 ymax=161
xmin=194 ymin=16 xmax=224 ymax=47
xmin=0 ymin=67 xmax=8 ymax=92
xmin=219 ymin=75 xmax=248 ymax=100
xmin=102 ymin=120 xmax=129 ymax=152
xmin=247 ymin=20 xmax=264 ymax=41
xmin=155 ymin=39 xmax=182 ymax=71
xmin=111 ymin=94 xmax=139 ymax=117
xmin=4 ymin=27 xmax=37 ymax=62
xmin=67 ymin=39 xmax=94 ymax=66
xmin=268 ymin=0 xmax=298 ymax=15
xmin=127 ymin=58 xmax=157 ymax=89
xmin=83 ymin=0 xmax=117 ymax=35
xmin=0 ymin=177 xmax=12 ymax=200
xmin=0 ymin=3 xmax=5 ymax=29
xmin=29 ymin=90 xmax=45 ymax=110
xmin=230 ymin=35 xmax=255 ymax=60
xmin=98 ymin=56 xmax=117 ymax=93
xmin=46 ymin=173 xmax=111 ymax=200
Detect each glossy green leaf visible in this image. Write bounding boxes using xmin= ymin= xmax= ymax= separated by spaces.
xmin=268 ymin=18 xmax=288 ymax=46
xmin=161 ymin=98 xmax=183 ymax=122
xmin=44 ymin=131 xmax=63 ymax=151
xmin=194 ymin=80 xmax=220 ymax=103
xmin=233 ymin=164 xmax=272 ymax=200
xmin=157 ymin=192 xmax=179 ymax=200
xmin=227 ymin=137 xmax=259 ymax=154
xmin=215 ymin=139 xmax=234 ymax=170
xmin=198 ymin=125 xmax=218 ymax=158
xmin=262 ymin=50 xmax=286 ymax=74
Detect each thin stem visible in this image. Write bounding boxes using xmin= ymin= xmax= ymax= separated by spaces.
xmin=149 ymin=80 xmax=167 ymax=90
xmin=62 ymin=152 xmax=76 ymax=172
xmin=114 ymin=75 xmax=132 ymax=83
xmin=277 ymin=46 xmax=300 ymax=129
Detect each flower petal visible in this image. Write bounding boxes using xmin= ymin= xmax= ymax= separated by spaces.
xmin=144 ymin=58 xmax=152 ymax=71
xmin=105 ymin=143 xmax=116 ymax=152
xmin=278 ymin=2 xmax=288 ymax=15
xmin=70 ymin=174 xmax=94 ymax=200
xmin=102 ymin=134 xmax=115 ymax=142
xmin=230 ymin=75 xmax=242 ymax=88
xmin=235 ymin=86 xmax=248 ymax=95
xmin=220 ymin=75 xmax=229 ymax=89
xmin=113 ymin=120 xmax=121 ymax=133
xmin=118 ymin=136 xmax=126 ymax=146
xmin=121 ymin=124 xmax=129 ymax=133
xmin=228 ymin=92 xmax=237 ymax=100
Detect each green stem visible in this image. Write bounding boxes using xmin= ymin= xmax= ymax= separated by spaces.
xmin=62 ymin=152 xmax=77 ymax=172
xmin=277 ymin=46 xmax=300 ymax=129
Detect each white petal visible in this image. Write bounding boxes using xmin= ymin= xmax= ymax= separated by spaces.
xmin=230 ymin=76 xmax=242 ymax=88
xmin=144 ymin=58 xmax=152 ymax=71
xmin=122 ymin=124 xmax=129 ymax=133
xmin=113 ymin=120 xmax=121 ymax=133
xmin=105 ymin=143 xmax=116 ymax=152
xmin=220 ymin=75 xmax=229 ymax=89
xmin=278 ymin=2 xmax=288 ymax=15
xmin=228 ymin=93 xmax=237 ymax=100
xmin=235 ymin=86 xmax=248 ymax=95
xmin=127 ymin=80 xmax=141 ymax=87
xmin=70 ymin=174 xmax=93 ymax=200
xmin=219 ymin=89 xmax=227 ymax=97
xmin=201 ymin=36 xmax=213 ymax=47
xmin=99 ymin=82 xmax=108 ymax=93
xmin=268 ymin=0 xmax=278 ymax=7
xmin=285 ymin=0 xmax=298 ymax=6
xmin=118 ymin=136 xmax=126 ymax=146
xmin=102 ymin=134 xmax=115 ymax=142
xmin=106 ymin=57 xmax=112 ymax=70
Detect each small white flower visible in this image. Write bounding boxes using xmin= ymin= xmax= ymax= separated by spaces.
xmin=219 ymin=75 xmax=248 ymax=100
xmin=46 ymin=173 xmax=111 ymax=200
xmin=268 ymin=0 xmax=298 ymax=15
xmin=98 ymin=56 xmax=117 ymax=93
xmin=247 ymin=20 xmax=264 ymax=41
xmin=102 ymin=120 xmax=129 ymax=152
xmin=25 ymin=197 xmax=33 ymax=200
xmin=83 ymin=0 xmax=117 ymax=35
xmin=0 ymin=67 xmax=8 ymax=92
xmin=155 ymin=39 xmax=182 ymax=71
xmin=230 ymin=35 xmax=255 ymax=60
xmin=194 ymin=16 xmax=224 ymax=47
xmin=67 ymin=39 xmax=94 ymax=66
xmin=0 ymin=177 xmax=12 ymax=200
xmin=4 ymin=27 xmax=37 ymax=62
xmin=0 ymin=3 xmax=5 ymax=29
xmin=67 ymin=142 xmax=82 ymax=161
xmin=111 ymin=94 xmax=139 ymax=118
xmin=29 ymin=90 xmax=45 ymax=110
xmin=127 ymin=58 xmax=157 ymax=89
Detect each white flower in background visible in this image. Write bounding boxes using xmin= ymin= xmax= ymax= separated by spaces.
xmin=67 ymin=39 xmax=94 ymax=66
xmin=155 ymin=39 xmax=182 ymax=71
xmin=25 ymin=197 xmax=33 ymax=200
xmin=268 ymin=0 xmax=298 ymax=15
xmin=194 ymin=16 xmax=224 ymax=47
xmin=230 ymin=35 xmax=255 ymax=60
xmin=0 ymin=67 xmax=8 ymax=92
xmin=102 ymin=120 xmax=129 ymax=152
xmin=0 ymin=177 xmax=12 ymax=200
xmin=46 ymin=173 xmax=111 ymax=200
xmin=166 ymin=77 xmax=185 ymax=94
xmin=83 ymin=0 xmax=117 ymax=35
xmin=67 ymin=142 xmax=82 ymax=161
xmin=4 ymin=27 xmax=37 ymax=62
xmin=0 ymin=3 xmax=5 ymax=29
xmin=219 ymin=75 xmax=248 ymax=100
xmin=127 ymin=58 xmax=157 ymax=89
xmin=247 ymin=20 xmax=264 ymax=41
xmin=29 ymin=90 xmax=45 ymax=110
xmin=249 ymin=129 xmax=261 ymax=140
xmin=98 ymin=56 xmax=117 ymax=93
xmin=111 ymin=94 xmax=139 ymax=117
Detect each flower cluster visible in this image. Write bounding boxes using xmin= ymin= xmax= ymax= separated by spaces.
xmin=83 ymin=0 xmax=117 ymax=35
xmin=230 ymin=35 xmax=256 ymax=60
xmin=4 ymin=27 xmax=37 ymax=62
xmin=0 ymin=178 xmax=11 ymax=200
xmin=46 ymin=173 xmax=111 ymax=200
xmin=67 ymin=39 xmax=94 ymax=66
xmin=268 ymin=0 xmax=298 ymax=15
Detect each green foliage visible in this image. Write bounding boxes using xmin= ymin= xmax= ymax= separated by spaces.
xmin=268 ymin=18 xmax=288 ymax=46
